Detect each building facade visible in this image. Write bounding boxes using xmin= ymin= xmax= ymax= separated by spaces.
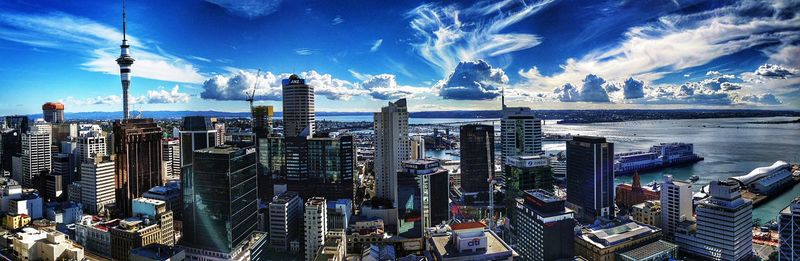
xmin=459 ymin=124 xmax=495 ymax=198
xmin=269 ymin=191 xmax=302 ymax=251
xmin=21 ymin=121 xmax=51 ymax=188
xmin=373 ymin=98 xmax=409 ymax=206
xmin=514 ymin=189 xmax=575 ymax=261
xmin=660 ymin=175 xmax=694 ymax=241
xmin=182 ymin=144 xmax=258 ymax=255
xmin=81 ymin=155 xmax=116 ymax=214
xmin=778 ymin=197 xmax=800 ymax=261
xmin=113 ymin=118 xmax=164 ymax=217
xmin=282 ymin=75 xmax=315 ymax=138
xmin=41 ymin=102 xmax=65 ymax=124
xmin=305 ymin=197 xmax=327 ymax=261
xmin=566 ymin=136 xmax=614 ymax=222
xmin=501 ymin=107 xmax=543 ymax=166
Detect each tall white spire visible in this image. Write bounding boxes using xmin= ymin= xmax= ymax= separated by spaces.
xmin=116 ymin=0 xmax=134 ymax=119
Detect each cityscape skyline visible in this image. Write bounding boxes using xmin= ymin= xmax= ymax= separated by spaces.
xmin=1 ymin=0 xmax=799 ymax=116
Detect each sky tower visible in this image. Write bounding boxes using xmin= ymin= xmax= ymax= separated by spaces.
xmin=116 ymin=0 xmax=134 ymax=119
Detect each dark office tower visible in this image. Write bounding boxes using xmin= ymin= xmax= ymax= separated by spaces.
xmin=4 ymin=115 xmax=29 ymax=133
xmin=178 ymin=116 xmax=216 ymax=175
xmin=282 ymin=75 xmax=315 ymax=138
xmin=113 ymin=119 xmax=163 ymax=217
xmin=258 ymin=135 xmax=284 ymax=199
xmin=284 ymin=136 xmax=309 ymax=182
xmin=284 ymin=134 xmax=356 ymax=201
xmin=459 ymin=124 xmax=495 ymax=197
xmin=252 ymin=105 xmax=274 ymax=136
xmin=514 ymin=189 xmax=575 ymax=261
xmin=1 ymin=128 xmax=21 ymax=174
xmin=397 ymin=159 xmax=449 ymax=239
xmin=42 ymin=102 xmax=65 ymax=124
xmin=183 ymin=144 xmax=258 ymax=258
xmin=778 ymin=197 xmax=799 ymax=261
xmin=566 ymin=136 xmax=614 ymax=222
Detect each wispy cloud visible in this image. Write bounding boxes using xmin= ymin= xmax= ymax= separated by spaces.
xmin=331 ymin=15 xmax=344 ymax=25
xmin=205 ymin=0 xmax=283 ymax=19
xmin=294 ymin=48 xmax=314 ymax=56
xmin=0 ymin=11 xmax=205 ymax=83
xmin=407 ymin=0 xmax=553 ymax=76
xmin=189 ymin=55 xmax=212 ymax=63
xmin=370 ymin=39 xmax=383 ymax=52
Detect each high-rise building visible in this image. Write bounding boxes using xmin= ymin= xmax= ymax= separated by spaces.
xmin=410 ymin=136 xmax=425 ymax=160
xmin=269 ymin=191 xmax=302 ymax=251
xmin=142 ymin=184 xmax=182 ymax=221
xmin=182 ymin=144 xmax=258 ymax=258
xmin=161 ymin=138 xmax=179 ymax=177
xmin=506 ymin=155 xmax=554 ymax=192
xmin=282 ymin=75 xmax=315 ymax=138
xmin=77 ymin=130 xmax=106 ymax=163
xmin=41 ymin=102 xmax=65 ymax=124
xmin=178 ymin=116 xmax=216 ymax=223
xmin=501 ymin=107 xmax=542 ymax=167
xmin=676 ymin=180 xmax=753 ymax=261
xmin=778 ymin=197 xmax=800 ymax=261
xmin=81 ymin=155 xmax=116 ymax=214
xmin=397 ymin=159 xmax=449 ymax=239
xmin=373 ymin=98 xmax=409 ymax=206
xmin=566 ymin=136 xmax=614 ymax=222
xmin=51 ymin=152 xmax=72 ymax=187
xmin=304 ymin=197 xmax=327 ymax=261
xmin=659 ymin=175 xmax=694 ymax=241
xmin=21 ymin=121 xmax=51 ymax=188
xmin=43 ymin=171 xmax=64 ymax=201
xmin=113 ymin=119 xmax=163 ymax=217
xmin=213 ymin=122 xmax=226 ymax=146
xmin=252 ymin=105 xmax=274 ymax=137
xmin=514 ymin=189 xmax=575 ymax=261
xmin=1 ymin=128 xmax=22 ymax=175
xmin=459 ymin=124 xmax=495 ymax=198
xmin=287 ymin=134 xmax=355 ymax=200
xmin=116 ymin=1 xmax=134 ymax=119
xmin=326 ymin=199 xmax=352 ymax=231
xmin=258 ymin=135 xmax=284 ymax=199
xmin=4 ymin=115 xmax=29 ymax=133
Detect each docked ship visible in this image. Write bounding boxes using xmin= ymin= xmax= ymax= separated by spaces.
xmin=614 ymin=143 xmax=703 ymax=175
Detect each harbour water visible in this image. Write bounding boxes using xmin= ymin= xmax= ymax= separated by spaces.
xmin=422 ymin=116 xmax=800 ymax=223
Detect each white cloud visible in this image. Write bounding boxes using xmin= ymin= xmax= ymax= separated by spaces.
xmin=518 ymin=0 xmax=800 ymax=91
xmin=407 ymin=0 xmax=553 ymax=75
xmin=331 ymin=15 xmax=344 ymax=25
xmin=767 ymin=44 xmax=800 ymax=67
xmin=205 ymin=0 xmax=283 ymax=19
xmin=359 ymin=74 xmax=429 ymax=100
xmin=754 ymin=64 xmax=798 ymax=79
xmin=146 ymin=85 xmax=191 ymax=103
xmin=0 ymin=11 xmax=205 ymax=84
xmin=294 ymin=48 xmax=313 ymax=56
xmin=201 ymin=70 xmax=364 ymax=101
xmin=437 ymin=60 xmax=507 ymax=100
xmin=370 ymin=39 xmax=383 ymax=52
xmin=552 ymin=74 xmax=611 ymax=102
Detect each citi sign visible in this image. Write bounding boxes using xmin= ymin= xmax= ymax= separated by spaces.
xmin=467 ymin=238 xmax=481 ymax=247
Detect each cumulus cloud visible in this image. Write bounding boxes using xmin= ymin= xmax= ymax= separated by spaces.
xmin=436 ymin=60 xmax=507 ymax=100
xmin=62 ymin=86 xmax=190 ymax=106
xmin=622 ymin=77 xmax=645 ymax=99
xmin=407 ymin=0 xmax=553 ymax=75
xmin=201 ymin=70 xmax=364 ymax=101
xmin=359 ymin=74 xmax=429 ymax=100
xmin=638 ymin=72 xmax=784 ymax=106
xmin=553 ymin=74 xmax=611 ymax=102
xmin=146 ymin=85 xmax=191 ymax=103
xmin=738 ymin=93 xmax=782 ymax=105
xmin=0 ymin=11 xmax=205 ymax=83
xmin=205 ymin=0 xmax=282 ymax=19
xmin=754 ymin=64 xmax=798 ymax=79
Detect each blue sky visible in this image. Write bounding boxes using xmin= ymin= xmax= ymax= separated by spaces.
xmin=0 ymin=0 xmax=798 ymax=115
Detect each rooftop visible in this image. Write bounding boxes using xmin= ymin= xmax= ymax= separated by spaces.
xmin=450 ymin=222 xmax=486 ymax=231
xmin=428 ymin=227 xmax=513 ymax=259
xmin=618 ymin=240 xmax=678 ymax=260
xmin=131 ymin=244 xmax=184 ymax=260
xmin=582 ymin=221 xmax=660 ymax=248
xmin=572 ymin=136 xmax=607 ymax=143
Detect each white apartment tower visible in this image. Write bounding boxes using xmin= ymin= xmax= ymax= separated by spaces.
xmin=676 ymin=180 xmax=753 ymax=261
xmin=410 ymin=136 xmax=425 ymax=160
xmin=80 ymin=156 xmax=116 ymax=214
xmin=304 ymin=197 xmax=327 ymax=261
xmin=21 ymin=121 xmax=52 ymax=187
xmin=501 ymin=107 xmax=542 ymax=166
xmin=161 ymin=139 xmax=180 ymax=177
xmin=77 ymin=130 xmax=106 ymax=163
xmin=660 ymin=175 xmax=695 ymax=241
xmin=282 ymin=75 xmax=315 ymax=138
xmin=373 ymin=98 xmax=410 ymax=207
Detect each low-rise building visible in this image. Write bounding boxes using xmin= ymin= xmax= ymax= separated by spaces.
xmin=630 ymin=200 xmax=661 ymax=227
xmin=314 ymin=230 xmax=346 ymax=261
xmin=427 ymin=222 xmax=515 ymax=261
xmin=45 ymin=201 xmax=83 ymax=224
xmin=574 ymin=221 xmax=663 ymax=261
xmin=618 ymin=240 xmax=679 ymax=261
xmin=616 ymin=172 xmax=660 ymax=210
xmin=11 ymin=228 xmax=84 ymax=261
xmin=6 ymin=213 xmax=31 ymax=230
xmin=75 ymin=215 xmax=120 ymax=258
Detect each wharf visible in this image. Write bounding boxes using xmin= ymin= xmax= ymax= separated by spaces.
xmin=742 ymin=175 xmax=800 ymax=207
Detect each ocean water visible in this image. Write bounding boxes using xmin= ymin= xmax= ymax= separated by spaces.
xmin=423 ymin=116 xmax=800 ymax=223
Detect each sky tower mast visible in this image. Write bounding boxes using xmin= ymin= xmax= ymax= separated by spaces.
xmin=116 ymin=0 xmax=135 ymax=119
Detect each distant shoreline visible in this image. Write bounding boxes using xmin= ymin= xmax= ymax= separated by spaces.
xmin=746 ymin=118 xmax=800 ymax=124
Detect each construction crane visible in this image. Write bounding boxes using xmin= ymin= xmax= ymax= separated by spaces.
xmin=245 ymin=69 xmax=262 ymax=114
